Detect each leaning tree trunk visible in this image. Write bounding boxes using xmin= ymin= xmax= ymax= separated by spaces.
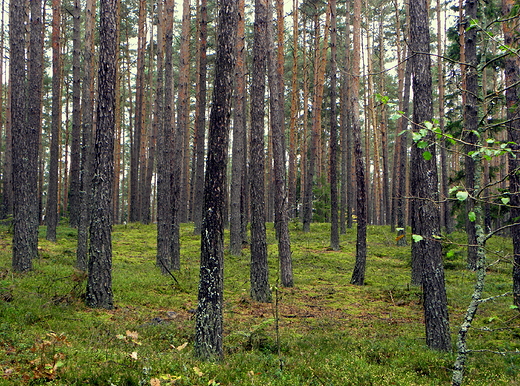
xmin=194 ymin=0 xmax=237 ymax=360
xmin=86 ymin=0 xmax=118 ymax=309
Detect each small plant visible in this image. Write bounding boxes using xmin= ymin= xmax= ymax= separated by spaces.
xmin=26 ymin=332 xmax=70 ymax=381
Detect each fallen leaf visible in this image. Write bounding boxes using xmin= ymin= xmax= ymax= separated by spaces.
xmin=193 ymin=366 xmax=203 ymax=377
xmin=176 ymin=342 xmax=188 ymax=351
xmin=150 ymin=378 xmax=161 ymax=386
xmin=126 ymin=331 xmax=139 ymax=340
xmin=129 ymin=351 xmax=138 ymax=360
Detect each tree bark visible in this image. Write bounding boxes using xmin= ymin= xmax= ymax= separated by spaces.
xmin=350 ymin=0 xmax=367 ymax=286
xmin=46 ymin=0 xmax=62 ymax=242
xmin=11 ymin=0 xmax=41 ymax=272
xmin=409 ymin=0 xmax=451 ymax=351
xmin=194 ymin=0 xmax=237 ymax=360
xmin=464 ymin=0 xmax=479 ymax=270
xmin=68 ymin=0 xmax=82 ymax=228
xmin=229 ymin=0 xmax=247 ymax=254
xmin=86 ymin=0 xmax=118 ymax=309
xmin=192 ymin=0 xmax=208 ymax=235
xmin=250 ymin=0 xmax=271 ymax=302
xmin=329 ymin=0 xmax=339 ymax=250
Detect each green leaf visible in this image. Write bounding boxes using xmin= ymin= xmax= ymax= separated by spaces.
xmin=468 ymin=211 xmax=476 ymax=222
xmin=509 ymin=305 xmax=519 ymax=310
xmin=422 ymin=151 xmax=432 ymax=161
xmin=412 ymin=132 xmax=423 ymax=142
xmin=502 ymin=197 xmax=510 ymax=205
xmin=456 ymin=191 xmax=469 ymax=201
xmin=396 ymin=227 xmax=404 ymax=232
xmin=417 ymin=141 xmax=428 ymax=149
xmin=424 ymin=121 xmax=433 ymax=130
xmin=390 ymin=113 xmax=402 ymax=121
xmin=412 ymin=234 xmax=424 ymax=243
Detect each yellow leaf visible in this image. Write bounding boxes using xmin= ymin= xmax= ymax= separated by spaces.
xmin=176 ymin=342 xmax=188 ymax=351
xmin=395 ymin=234 xmax=405 ymax=242
xmin=193 ymin=366 xmax=203 ymax=377
xmin=126 ymin=330 xmax=139 ymax=340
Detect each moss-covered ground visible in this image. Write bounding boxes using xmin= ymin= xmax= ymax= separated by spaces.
xmin=0 ymin=222 xmax=518 ymax=385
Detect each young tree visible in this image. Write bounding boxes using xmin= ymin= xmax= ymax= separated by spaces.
xmin=409 ymin=0 xmax=451 ymax=351
xmin=85 ymin=0 xmax=118 ymax=309
xmin=249 ymin=0 xmax=271 ymax=302
xmin=194 ymin=0 xmax=237 ymax=360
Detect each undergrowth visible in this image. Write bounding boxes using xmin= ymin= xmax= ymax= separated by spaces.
xmin=0 ymin=222 xmax=518 ymax=385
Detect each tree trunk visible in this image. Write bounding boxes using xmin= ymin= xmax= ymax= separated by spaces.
xmin=250 ymin=0 xmax=271 ymax=302
xmin=268 ymin=0 xmax=293 ymax=287
xmin=502 ymin=0 xmax=520 ymax=308
xmin=409 ymin=0 xmax=451 ymax=351
xmin=76 ymin=0 xmax=96 ymax=271
xmin=288 ymin=0 xmax=299 ymax=219
xmin=157 ymin=0 xmax=174 ymax=273
xmin=350 ymin=0 xmax=367 ymax=286
xmin=192 ymin=0 xmax=208 ymax=235
xmin=329 ymin=0 xmax=339 ymax=250
xmin=464 ymin=0 xmax=478 ymax=270
xmin=68 ymin=0 xmax=82 ymax=228
xmin=11 ymin=0 xmax=41 ymax=272
xmin=46 ymin=0 xmax=62 ymax=242
xmin=86 ymin=0 xmax=118 ymax=309
xmin=194 ymin=0 xmax=237 ymax=360
xmin=229 ymin=0 xmax=246 ymax=254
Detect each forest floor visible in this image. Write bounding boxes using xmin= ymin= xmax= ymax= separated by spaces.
xmin=0 ymin=221 xmax=519 ymax=385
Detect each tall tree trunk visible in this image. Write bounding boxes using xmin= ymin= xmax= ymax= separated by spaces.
xmin=192 ymin=0 xmax=208 ymax=235
xmin=464 ymin=0 xmax=479 ymax=270
xmin=176 ymin=0 xmax=191 ymax=224
xmin=68 ymin=0 xmax=82 ymax=228
xmin=229 ymin=0 xmax=246 ymax=254
xmin=76 ymin=0 xmax=96 ymax=271
xmin=350 ymin=0 xmax=367 ymax=286
xmin=502 ymin=0 xmax=520 ymax=308
xmin=250 ymin=0 xmax=271 ymax=302
xmin=194 ymin=0 xmax=237 ymax=360
xmin=409 ymin=0 xmax=451 ymax=351
xmin=129 ymin=0 xmax=147 ymax=223
xmin=288 ymin=0 xmax=299 ymax=219
xmin=157 ymin=0 xmax=174 ymax=273
xmin=268 ymin=0 xmax=293 ymax=287
xmin=86 ymin=0 xmax=117 ymax=309
xmin=329 ymin=0 xmax=339 ymax=250
xmin=46 ymin=0 xmax=62 ymax=242
xmin=11 ymin=0 xmax=41 ymax=271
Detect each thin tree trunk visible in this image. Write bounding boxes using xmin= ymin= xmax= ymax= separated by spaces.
xmin=288 ymin=0 xmax=299 ymax=219
xmin=229 ymin=0 xmax=246 ymax=254
xmin=46 ymin=0 xmax=62 ymax=242
xmin=329 ymin=0 xmax=339 ymax=250
xmin=192 ymin=0 xmax=208 ymax=235
xmin=350 ymin=0 xmax=367 ymax=286
xmin=76 ymin=0 xmax=96 ymax=271
xmin=69 ymin=0 xmax=82 ymax=228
